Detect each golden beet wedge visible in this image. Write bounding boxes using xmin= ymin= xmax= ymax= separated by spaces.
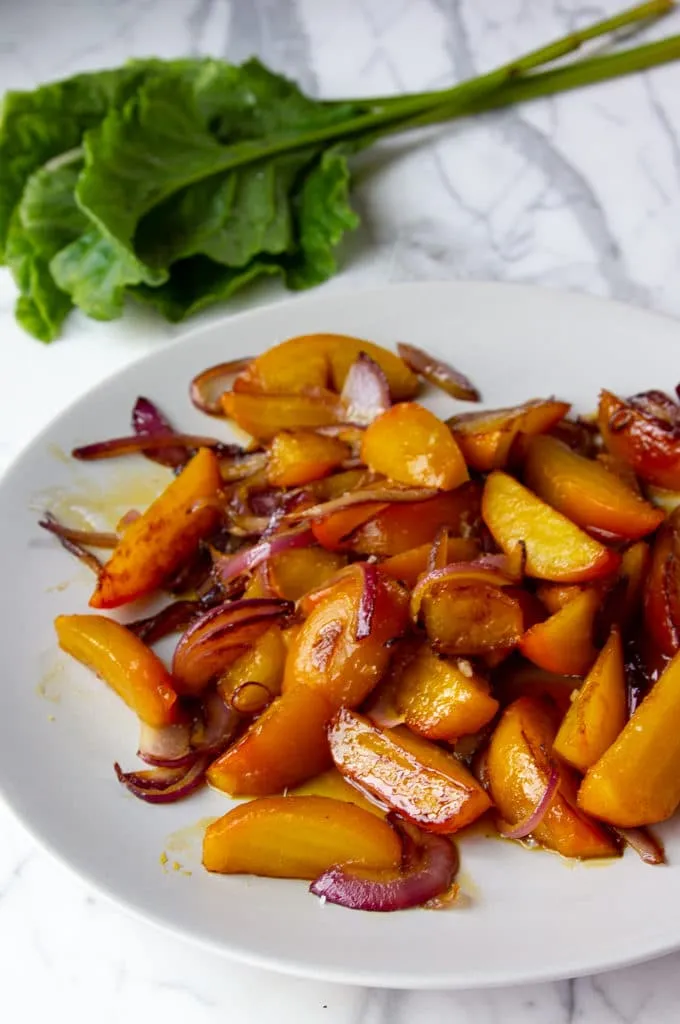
xmin=520 ymin=588 xmax=600 ymax=676
xmin=329 ymin=708 xmax=490 ymax=834
xmin=523 ymin=434 xmax=663 ymax=540
xmin=282 ymin=566 xmax=408 ymax=707
xmin=203 ymin=795 xmax=401 ymax=878
xmin=232 ymin=333 xmax=419 ymax=399
xmin=348 ymin=484 xmax=482 ymax=556
xmin=361 ymin=403 xmax=469 ymax=490
xmin=395 ymin=642 xmax=499 ymax=741
xmin=207 ymin=685 xmax=333 ymax=796
xmin=598 ymin=388 xmax=680 ymax=490
xmin=269 ymin=547 xmax=347 ymax=601
xmin=380 ymin=537 xmax=480 ymax=587
xmin=90 ymin=447 xmax=222 ymax=609
xmin=578 ymin=648 xmax=680 ymax=826
xmin=482 ymin=471 xmax=620 ymax=582
xmin=266 ymin=431 xmax=350 ymax=487
xmin=643 ymin=509 xmax=680 ymax=658
xmin=448 ymin=398 xmax=570 ymax=472
xmin=420 ymin=582 xmax=524 ymax=657
xmin=55 ymin=614 xmax=178 ymax=727
xmin=553 ymin=627 xmax=627 ymax=774
xmin=487 ymin=697 xmax=618 ymax=858
xmin=217 ymin=626 xmax=287 ymax=707
xmin=222 ymin=390 xmax=343 ymax=440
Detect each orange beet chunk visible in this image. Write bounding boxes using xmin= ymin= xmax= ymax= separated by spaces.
xmin=217 ymin=626 xmax=287 ymax=706
xmin=90 ymin=447 xmax=222 ymax=609
xmin=381 ymin=537 xmax=480 ymax=586
xmin=329 ymin=708 xmax=490 ymax=834
xmin=598 ymin=389 xmax=680 ymax=490
xmin=361 ymin=403 xmax=469 ymax=490
xmin=520 ymin=589 xmax=599 ymax=676
xmin=203 ymin=795 xmax=401 ymax=878
xmin=420 ymin=582 xmax=524 ymax=656
xmin=523 ymin=434 xmax=663 ymax=540
xmin=553 ymin=627 xmax=627 ymax=774
xmin=207 ymin=685 xmax=333 ymax=796
xmin=487 ymin=697 xmax=618 ymax=858
xmin=233 ymin=333 xmax=419 ymax=399
xmin=267 ymin=431 xmax=350 ymax=487
xmin=222 ymin=391 xmax=343 ymax=441
xmin=269 ymin=547 xmax=347 ymax=601
xmin=283 ymin=566 xmax=409 ymax=707
xmin=643 ymin=509 xmax=680 ymax=658
xmin=395 ymin=643 xmax=498 ymax=741
xmin=482 ymin=471 xmax=620 ymax=582
xmin=347 ymin=484 xmax=482 ymax=557
xmin=55 ymin=614 xmax=178 ymax=727
xmin=578 ymin=648 xmax=680 ymax=826
xmin=448 ymin=398 xmax=570 ymax=472
xmin=311 ymin=502 xmax=389 ymax=552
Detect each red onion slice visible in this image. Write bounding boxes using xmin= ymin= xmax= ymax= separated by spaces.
xmin=38 ymin=513 xmax=105 ymax=574
xmin=39 ymin=513 xmax=118 ymax=549
xmin=114 ymin=756 xmax=208 ymax=803
xmin=310 ymin=819 xmax=459 ymax=912
xmin=214 ymin=528 xmax=315 ymax=586
xmin=341 ymin=353 xmax=391 ymax=426
xmin=410 ymin=556 xmax=516 ymax=620
xmin=72 ymin=434 xmax=234 ymax=461
xmin=192 ymin=689 xmax=242 ymax=756
xmin=286 ymin=487 xmax=437 ymax=523
xmin=190 ymin=357 xmax=253 ymax=416
xmin=397 ymin=343 xmax=481 ymax=402
xmin=498 ymin=766 xmax=559 ymax=840
xmin=219 ymin=451 xmax=269 ymax=483
xmin=613 ymin=826 xmax=666 ymax=865
xmin=137 ymin=721 xmax=195 ymax=768
xmin=132 ymin=396 xmax=188 ymax=469
xmin=172 ymin=598 xmax=292 ymax=692
xmin=128 ymin=600 xmax=205 ymax=644
xmin=356 ymin=563 xmax=379 ymax=640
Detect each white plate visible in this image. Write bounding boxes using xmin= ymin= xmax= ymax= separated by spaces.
xmin=2 ymin=281 xmax=680 ymax=990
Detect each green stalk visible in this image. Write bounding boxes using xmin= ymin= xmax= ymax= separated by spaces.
xmin=338 ymin=0 xmax=674 ymax=112
xmin=385 ymin=33 xmax=680 ymax=135
xmin=133 ymin=0 xmax=677 ymax=206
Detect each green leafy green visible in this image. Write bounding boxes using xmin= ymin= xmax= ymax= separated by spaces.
xmin=50 ymin=229 xmax=168 ymax=321
xmin=133 ymin=256 xmax=282 ymax=322
xmin=3 ymin=6 xmax=680 ymax=342
xmin=0 ymin=62 xmax=158 ymax=262
xmin=285 ymin=144 xmax=359 ymax=290
xmin=5 ymin=161 xmax=89 ymax=340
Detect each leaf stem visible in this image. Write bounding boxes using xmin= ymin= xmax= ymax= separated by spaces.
xmin=385 ymin=33 xmax=680 ymax=135
xmin=129 ymin=0 xmax=679 ymax=209
xmin=331 ymin=0 xmax=674 ymax=111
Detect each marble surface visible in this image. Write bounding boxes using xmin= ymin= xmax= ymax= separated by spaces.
xmin=2 ymin=0 xmax=680 ymax=1019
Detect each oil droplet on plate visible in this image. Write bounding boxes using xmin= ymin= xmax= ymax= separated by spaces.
xmin=36 ymin=656 xmax=66 ymax=704
xmin=32 ymin=465 xmax=173 ymax=533
xmin=160 ymin=816 xmax=218 ymax=874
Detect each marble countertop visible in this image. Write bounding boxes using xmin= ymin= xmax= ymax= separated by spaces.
xmin=3 ymin=0 xmax=680 ymax=1020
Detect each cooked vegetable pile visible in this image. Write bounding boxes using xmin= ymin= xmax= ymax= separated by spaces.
xmin=43 ymin=329 xmax=680 ymax=912
xmin=3 ymin=0 xmax=680 ymax=342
